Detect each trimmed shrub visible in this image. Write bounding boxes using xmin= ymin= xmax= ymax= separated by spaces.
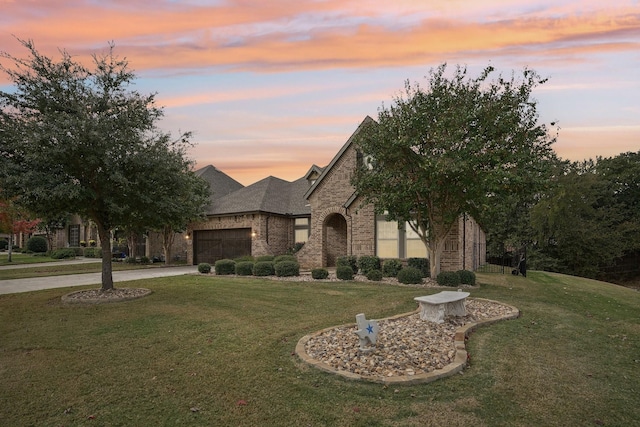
xmin=124 ymin=256 xmax=137 ymax=264
xmin=256 ymin=255 xmax=275 ymax=262
xmin=366 ymin=269 xmax=383 ymax=281
xmin=437 ymin=271 xmax=461 ymax=287
xmin=382 ymin=259 xmax=403 ymax=277
xmin=337 ymin=255 xmax=358 ymax=274
xmin=235 ymin=261 xmax=255 ymax=276
xmin=336 ymin=265 xmax=354 ymax=280
xmin=26 ymin=236 xmax=47 ymax=253
xmin=311 ymin=268 xmax=329 ymax=280
xmin=50 ymin=248 xmax=76 ymax=259
xmin=275 ymin=261 xmax=300 ymax=277
xmin=215 ymin=259 xmax=236 ymax=275
xmin=457 ymin=270 xmax=476 ymax=286
xmin=357 ymin=255 xmax=381 ymax=275
xmin=397 ymin=267 xmax=424 ymax=284
xmin=140 ymin=256 xmax=150 ymax=265
xmin=408 ymin=257 xmax=430 ymax=278
xmin=234 ymin=255 xmax=254 ymax=263
xmin=198 ymin=263 xmax=212 ymax=274
xmin=274 ymin=254 xmax=297 ymax=265
xmin=83 ymin=247 xmax=102 ymax=258
xmin=253 ymin=261 xmax=275 ymax=276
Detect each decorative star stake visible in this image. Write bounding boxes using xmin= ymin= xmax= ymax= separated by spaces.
xmin=354 ymin=313 xmax=379 ymax=351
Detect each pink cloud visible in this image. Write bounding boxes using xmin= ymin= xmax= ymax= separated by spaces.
xmin=1 ymin=1 xmax=638 ymax=74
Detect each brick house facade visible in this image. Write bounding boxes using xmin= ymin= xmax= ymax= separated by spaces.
xmin=187 ymin=117 xmax=486 ymax=271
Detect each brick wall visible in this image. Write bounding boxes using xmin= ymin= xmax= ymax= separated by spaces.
xmin=186 ymin=213 xmax=295 ymax=264
xmin=296 ymin=143 xmax=376 ymax=269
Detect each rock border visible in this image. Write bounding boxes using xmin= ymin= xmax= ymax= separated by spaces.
xmin=61 ymin=288 xmax=152 ymax=305
xmin=295 ymin=298 xmax=520 ymax=385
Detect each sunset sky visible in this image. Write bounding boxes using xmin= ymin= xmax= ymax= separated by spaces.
xmin=1 ymin=0 xmax=639 ymax=185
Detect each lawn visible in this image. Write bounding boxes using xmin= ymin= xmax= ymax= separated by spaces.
xmin=0 ymin=256 xmax=168 ymax=280
xmin=1 ymin=271 xmax=638 ymax=426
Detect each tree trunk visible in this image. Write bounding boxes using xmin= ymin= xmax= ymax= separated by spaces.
xmin=7 ymin=234 xmax=13 ymax=262
xmin=162 ymin=226 xmax=175 ymax=266
xmin=97 ymin=224 xmax=114 ymax=291
xmin=127 ymin=231 xmax=137 ymax=259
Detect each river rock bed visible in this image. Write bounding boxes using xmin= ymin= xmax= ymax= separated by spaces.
xmin=304 ymin=298 xmax=518 ymax=379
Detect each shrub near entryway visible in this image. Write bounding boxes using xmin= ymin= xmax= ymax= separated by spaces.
xmin=311 ymin=268 xmax=329 ymax=279
xmin=253 ymin=261 xmax=275 ymax=276
xmin=275 ymin=261 xmax=300 ymax=277
xmin=235 ymin=261 xmax=254 ymax=276
xmin=214 ymin=259 xmax=235 ymax=275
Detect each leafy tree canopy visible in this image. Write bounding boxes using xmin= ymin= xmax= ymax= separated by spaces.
xmin=0 ymin=39 xmax=209 ymax=289
xmin=352 ymin=64 xmax=558 ymax=277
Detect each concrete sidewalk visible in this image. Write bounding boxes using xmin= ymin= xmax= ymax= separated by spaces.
xmin=0 ymin=265 xmax=198 ymax=295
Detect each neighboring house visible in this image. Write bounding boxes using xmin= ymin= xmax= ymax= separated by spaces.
xmin=188 ymin=117 xmax=486 ymax=272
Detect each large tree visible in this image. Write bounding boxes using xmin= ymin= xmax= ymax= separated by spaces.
xmin=352 ymin=64 xmax=558 ymax=277
xmin=0 ymin=39 xmax=208 ymax=290
xmin=531 ymin=153 xmax=640 ymax=278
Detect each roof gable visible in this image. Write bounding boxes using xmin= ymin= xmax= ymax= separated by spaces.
xmin=195 ymin=165 xmax=244 ymax=200
xmin=303 ymin=116 xmax=375 ymax=200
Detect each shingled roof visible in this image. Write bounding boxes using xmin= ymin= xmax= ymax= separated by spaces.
xmin=207 ymin=175 xmax=312 ymax=216
xmin=195 ymin=165 xmax=244 ymax=201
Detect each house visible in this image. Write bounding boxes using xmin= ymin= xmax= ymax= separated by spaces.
xmin=187 ymin=117 xmax=486 ymax=271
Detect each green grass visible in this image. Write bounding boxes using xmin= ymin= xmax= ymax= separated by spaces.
xmin=1 ymin=271 xmax=639 ymax=426
xmin=0 ymin=259 xmax=166 ymax=280
xmin=0 ymin=252 xmax=63 ymax=265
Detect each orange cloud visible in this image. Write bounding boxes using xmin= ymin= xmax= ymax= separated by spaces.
xmin=1 ymin=1 xmax=638 ymax=75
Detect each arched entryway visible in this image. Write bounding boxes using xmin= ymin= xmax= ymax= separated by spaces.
xmin=323 ymin=213 xmax=348 ymax=267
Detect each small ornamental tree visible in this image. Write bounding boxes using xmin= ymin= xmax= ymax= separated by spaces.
xmin=352 ymin=64 xmax=557 ymax=278
xmin=0 ymin=198 xmax=41 ymax=262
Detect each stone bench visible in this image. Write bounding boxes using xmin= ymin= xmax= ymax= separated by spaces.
xmin=414 ymin=291 xmax=470 ymax=323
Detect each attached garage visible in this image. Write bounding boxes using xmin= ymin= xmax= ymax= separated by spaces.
xmin=193 ymin=228 xmax=252 ymax=264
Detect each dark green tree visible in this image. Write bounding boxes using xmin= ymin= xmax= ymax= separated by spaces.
xmin=0 ymin=39 xmax=208 ymax=290
xmin=352 ymin=64 xmax=558 ymax=277
xmin=531 ymin=153 xmax=640 ymax=278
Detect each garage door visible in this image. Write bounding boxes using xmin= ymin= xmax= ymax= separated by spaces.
xmin=193 ymin=228 xmax=252 ymax=264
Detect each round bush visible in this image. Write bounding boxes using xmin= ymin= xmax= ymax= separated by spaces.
xmin=397 ymin=267 xmax=424 ymax=284
xmin=256 ymin=255 xmax=275 ymax=262
xmin=437 ymin=271 xmax=461 ymax=287
xmin=124 ymin=256 xmax=137 ymax=264
xmin=235 ymin=261 xmax=255 ymax=276
xmin=26 ymin=236 xmax=47 ymax=253
xmin=214 ymin=259 xmax=236 ymax=275
xmin=83 ymin=247 xmax=102 ymax=258
xmin=357 ymin=255 xmax=380 ymax=275
xmin=336 ymin=265 xmax=354 ymax=280
xmin=274 ymin=254 xmax=297 ymax=264
xmin=253 ymin=261 xmax=275 ymax=276
xmin=50 ymin=248 xmax=76 ymax=259
xmin=140 ymin=256 xmax=150 ymax=265
xmin=311 ymin=268 xmax=329 ymax=280
xmin=275 ymin=260 xmax=300 ymax=277
xmin=382 ymin=259 xmax=403 ymax=277
xmin=234 ymin=255 xmax=254 ymax=263
xmin=366 ymin=269 xmax=383 ymax=281
xmin=408 ymin=257 xmax=430 ymax=278
xmin=337 ymin=256 xmax=358 ymax=274
xmin=198 ymin=263 xmax=212 ymax=274
xmin=457 ymin=270 xmax=476 ymax=286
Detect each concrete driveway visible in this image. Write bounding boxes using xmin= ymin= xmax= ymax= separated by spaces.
xmin=0 ymin=262 xmax=198 ymax=295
